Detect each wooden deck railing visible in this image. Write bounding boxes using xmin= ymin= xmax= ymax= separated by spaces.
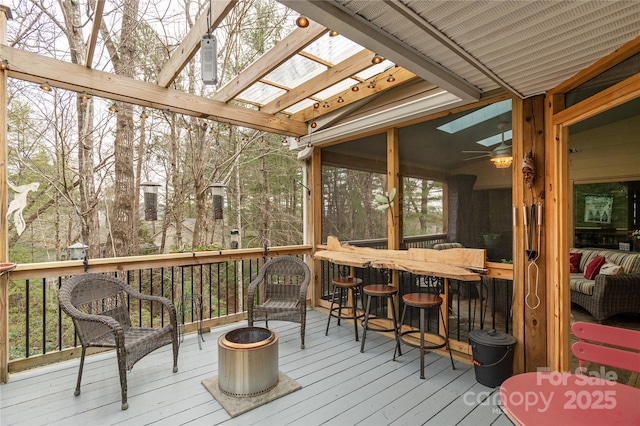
xmin=4 ymin=235 xmax=512 ymax=375
xmin=6 ymin=245 xmax=311 ymax=373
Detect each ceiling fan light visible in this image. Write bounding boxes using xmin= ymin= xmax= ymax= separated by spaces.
xmin=491 ymin=155 xmax=513 ymax=168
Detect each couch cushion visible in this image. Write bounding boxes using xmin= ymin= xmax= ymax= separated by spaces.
xmin=570 ymin=252 xmax=582 ymax=273
xmin=570 ymin=248 xmax=640 ymax=274
xmin=570 ymin=274 xmax=595 ymax=295
xmin=600 ymin=262 xmax=623 ymax=275
xmin=584 ymin=256 xmax=606 ymax=279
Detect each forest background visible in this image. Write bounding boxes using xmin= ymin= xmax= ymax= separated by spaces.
xmin=4 ymin=0 xmax=443 ymax=265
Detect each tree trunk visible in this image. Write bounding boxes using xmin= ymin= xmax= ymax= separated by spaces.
xmin=104 ymin=0 xmax=139 ymax=257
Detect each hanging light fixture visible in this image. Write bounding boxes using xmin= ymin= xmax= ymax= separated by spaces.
xmin=490 ymin=122 xmax=513 ymax=168
xmin=386 ymin=74 xmax=395 ymax=83
xmin=78 ymin=91 xmax=91 ymax=103
xmin=337 ymin=96 xmax=344 ymax=103
xmin=296 ymin=16 xmax=309 ymax=28
xmin=367 ymin=81 xmax=375 ymax=89
xmin=108 ymin=103 xmax=118 ymax=113
xmin=140 ymin=111 xmax=148 ymax=119
xmin=329 ymin=30 xmax=339 ymax=37
xmin=282 ymin=137 xmax=288 ymax=146
xmin=323 ymin=101 xmax=329 ymax=108
xmin=0 ymin=59 xmax=8 ymax=70
xmin=351 ymin=85 xmax=359 ymax=92
xmin=39 ymin=81 xmax=52 ymax=92
xmin=372 ymin=54 xmax=384 ymax=64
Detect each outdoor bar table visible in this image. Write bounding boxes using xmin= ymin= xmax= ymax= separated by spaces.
xmin=499 ymin=371 xmax=640 ymax=425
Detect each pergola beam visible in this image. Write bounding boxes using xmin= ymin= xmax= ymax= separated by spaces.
xmin=261 ymin=48 xmax=375 ymax=114
xmin=279 ymin=0 xmax=481 ymax=102
xmin=1 ymin=45 xmax=306 ymax=136
xmin=214 ymin=21 xmax=326 ymax=103
xmin=156 ymin=0 xmax=237 ymax=88
xmin=85 ymin=0 xmax=104 ymax=69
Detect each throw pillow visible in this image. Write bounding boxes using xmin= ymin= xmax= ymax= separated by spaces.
xmin=569 ymin=252 xmax=582 ymax=273
xmin=599 ymin=262 xmax=623 ymax=275
xmin=584 ymin=255 xmax=606 ymax=279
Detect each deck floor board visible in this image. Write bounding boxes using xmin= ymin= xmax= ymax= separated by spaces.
xmin=1 ymin=309 xmax=509 ymax=425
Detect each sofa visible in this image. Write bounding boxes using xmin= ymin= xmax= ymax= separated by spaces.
xmin=569 ymin=248 xmax=640 ymax=321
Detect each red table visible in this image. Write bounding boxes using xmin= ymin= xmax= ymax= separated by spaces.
xmin=499 ymin=372 xmax=640 ymax=425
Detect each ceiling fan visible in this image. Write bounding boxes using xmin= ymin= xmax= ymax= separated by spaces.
xmin=462 ymin=121 xmax=513 ymax=168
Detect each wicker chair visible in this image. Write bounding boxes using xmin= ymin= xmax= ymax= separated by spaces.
xmin=58 ymin=273 xmax=179 ymax=410
xmin=247 ymin=256 xmax=310 ymax=349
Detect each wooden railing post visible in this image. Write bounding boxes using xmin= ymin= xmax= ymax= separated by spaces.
xmin=0 ymin=4 xmax=13 ymax=384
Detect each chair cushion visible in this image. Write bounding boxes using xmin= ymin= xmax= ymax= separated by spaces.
xmin=570 ymin=252 xmax=582 ymax=273
xmin=584 ymin=255 xmax=606 ymax=279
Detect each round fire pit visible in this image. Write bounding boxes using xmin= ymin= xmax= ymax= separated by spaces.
xmin=218 ymin=327 xmax=279 ymax=397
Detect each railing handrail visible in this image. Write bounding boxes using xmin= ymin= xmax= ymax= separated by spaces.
xmin=8 ymin=245 xmax=312 ymax=280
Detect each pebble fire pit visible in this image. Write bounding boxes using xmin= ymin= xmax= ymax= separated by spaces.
xmin=217 ymin=327 xmax=279 ymax=397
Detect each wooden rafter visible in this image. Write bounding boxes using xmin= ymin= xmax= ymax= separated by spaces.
xmin=156 ymin=0 xmax=237 ymax=88
xmin=261 ymin=48 xmax=375 ymax=114
xmin=213 ymin=21 xmax=326 ymax=103
xmin=291 ymin=67 xmax=417 ymax=122
xmin=85 ymin=0 xmax=104 ymax=69
xmin=1 ymin=45 xmax=306 ymax=135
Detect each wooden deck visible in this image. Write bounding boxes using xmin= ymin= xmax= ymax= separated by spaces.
xmin=0 ymin=309 xmax=511 ymax=425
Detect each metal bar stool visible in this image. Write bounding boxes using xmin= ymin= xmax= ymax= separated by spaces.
xmin=360 ymin=284 xmax=402 ymax=359
xmin=399 ymin=292 xmax=455 ymax=379
xmin=325 ymin=276 xmax=365 ymax=341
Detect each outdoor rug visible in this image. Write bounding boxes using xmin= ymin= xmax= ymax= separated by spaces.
xmin=202 ymin=372 xmax=301 ymax=417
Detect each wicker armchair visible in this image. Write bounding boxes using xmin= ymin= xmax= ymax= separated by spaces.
xmin=58 ymin=273 xmax=179 ymax=410
xmin=247 ymin=256 xmax=310 ymax=349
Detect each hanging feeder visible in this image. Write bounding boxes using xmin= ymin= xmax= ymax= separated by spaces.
xmin=210 ymin=182 xmax=226 ymax=220
xmin=141 ymin=182 xmax=161 ymax=221
xmin=68 ymin=243 xmax=88 ymax=260
xmin=230 ymin=229 xmax=239 ymax=249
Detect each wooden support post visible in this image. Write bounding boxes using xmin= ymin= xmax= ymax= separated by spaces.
xmin=387 ymin=128 xmax=400 ymax=317
xmin=0 ymin=4 xmax=13 ymax=384
xmin=310 ymin=147 xmax=322 ymax=307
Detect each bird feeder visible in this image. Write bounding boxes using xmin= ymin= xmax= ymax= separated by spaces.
xmin=230 ymin=229 xmax=239 ymax=249
xmin=141 ymin=182 xmax=161 ymax=221
xmin=68 ymin=243 xmax=88 ymax=260
xmin=210 ymin=182 xmax=226 ymax=220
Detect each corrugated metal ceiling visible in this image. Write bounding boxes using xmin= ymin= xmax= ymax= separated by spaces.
xmin=288 ymin=0 xmax=640 ymax=99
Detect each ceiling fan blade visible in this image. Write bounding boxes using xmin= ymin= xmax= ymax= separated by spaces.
xmin=463 ymin=154 xmax=491 ymax=161
xmin=462 ymin=150 xmax=491 ymax=154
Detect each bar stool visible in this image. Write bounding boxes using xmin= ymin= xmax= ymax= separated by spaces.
xmin=399 ymin=292 xmax=455 ymax=379
xmin=325 ymin=277 xmax=365 ymax=341
xmin=360 ymin=284 xmax=402 ymax=359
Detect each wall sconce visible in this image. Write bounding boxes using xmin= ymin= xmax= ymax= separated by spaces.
xmin=140 ymin=182 xmax=161 ymax=221
xmin=372 ymin=54 xmax=384 ymax=64
xmin=39 ymin=82 xmax=52 ymax=92
xmin=296 ymin=16 xmax=309 ymax=28
xmin=108 ymin=103 xmax=118 ymax=113
xmin=209 ymin=182 xmax=226 ymax=220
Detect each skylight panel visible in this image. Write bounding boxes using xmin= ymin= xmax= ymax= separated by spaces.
xmin=313 ymin=78 xmax=357 ymax=99
xmin=355 ymin=60 xmax=396 ymax=80
xmin=302 ymin=34 xmax=365 ymax=65
xmin=263 ymin=55 xmax=326 ymax=89
xmin=437 ymin=99 xmax=512 ymax=134
xmin=285 ymin=98 xmax=317 ymax=115
xmin=476 ymin=130 xmax=513 ymax=147
xmin=236 ymin=82 xmax=286 ymax=106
